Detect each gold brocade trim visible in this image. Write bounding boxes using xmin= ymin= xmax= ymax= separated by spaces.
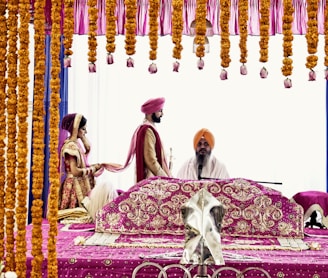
xmin=172 ymin=0 xmax=183 ymax=60
xmin=106 ymin=0 xmax=117 ymax=54
xmin=281 ymin=0 xmax=294 ymax=77
xmin=305 ymin=0 xmax=319 ymax=69
xmin=194 ymin=0 xmax=206 ymax=58
xmin=259 ymin=0 xmax=269 ymax=63
xmin=47 ymin=0 xmax=62 ymax=276
xmin=30 ymin=0 xmax=46 ymax=276
xmin=6 ymin=0 xmax=19 ymax=271
xmin=238 ymin=0 xmax=248 ymax=64
xmin=149 ymin=0 xmax=159 ymax=61
xmin=124 ymin=0 xmax=137 ymax=56
xmin=102 ymin=242 xmax=306 ymax=251
xmin=16 ymin=0 xmax=30 ymax=274
xmin=63 ymin=0 xmax=74 ymax=57
xmin=88 ymin=0 xmax=98 ymax=64
xmin=220 ymin=0 xmax=231 ymax=68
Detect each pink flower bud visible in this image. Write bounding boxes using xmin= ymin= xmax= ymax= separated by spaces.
xmin=308 ymin=70 xmax=316 ymax=81
xmin=107 ymin=53 xmax=114 ymax=64
xmin=148 ymin=63 xmax=157 ymax=74
xmin=88 ymin=63 xmax=96 ymax=73
xmin=197 ymin=59 xmax=204 ymax=70
xmin=260 ymin=67 xmax=268 ymax=78
xmin=126 ymin=57 xmax=134 ymax=67
xmin=220 ymin=69 xmax=228 ymax=80
xmin=284 ymin=78 xmax=292 ymax=88
xmin=173 ymin=61 xmax=180 ymax=72
xmin=240 ymin=64 xmax=247 ymax=75
xmin=64 ymin=56 xmax=71 ymax=68
xmin=325 ymin=68 xmax=328 ymax=80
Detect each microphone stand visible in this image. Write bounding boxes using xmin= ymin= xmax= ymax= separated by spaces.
xmin=198 ymin=164 xmax=203 ymax=180
xmin=198 ymin=176 xmax=282 ymax=185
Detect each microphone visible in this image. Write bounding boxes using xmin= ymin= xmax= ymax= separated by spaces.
xmin=198 ymin=164 xmax=203 ymax=180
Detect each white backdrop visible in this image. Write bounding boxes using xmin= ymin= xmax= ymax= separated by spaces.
xmin=67 ymin=33 xmax=326 ymax=198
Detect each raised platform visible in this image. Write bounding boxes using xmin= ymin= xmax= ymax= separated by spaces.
xmin=25 ymin=223 xmax=328 ymax=277
xmin=25 ymin=178 xmax=328 ymax=277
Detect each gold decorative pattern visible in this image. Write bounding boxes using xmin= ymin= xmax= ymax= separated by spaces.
xmin=96 ymin=178 xmax=304 ymax=238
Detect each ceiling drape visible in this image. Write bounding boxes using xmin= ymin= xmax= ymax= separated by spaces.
xmin=31 ymin=0 xmax=327 ymax=36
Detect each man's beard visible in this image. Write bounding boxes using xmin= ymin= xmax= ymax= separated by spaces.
xmin=196 ymin=150 xmax=211 ymax=167
xmin=152 ymin=113 xmax=161 ymax=123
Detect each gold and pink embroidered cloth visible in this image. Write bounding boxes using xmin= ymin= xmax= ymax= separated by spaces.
xmin=96 ymin=177 xmax=304 ymax=238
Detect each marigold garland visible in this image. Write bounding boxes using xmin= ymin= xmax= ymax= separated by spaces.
xmin=16 ymin=0 xmax=30 ymax=274
xmin=220 ymin=0 xmax=231 ymax=68
xmin=259 ymin=0 xmax=270 ymax=63
xmin=195 ymin=0 xmax=206 ymax=59
xmin=47 ymin=0 xmax=62 ymax=276
xmin=5 ymin=0 xmax=19 ymax=271
xmin=30 ymin=0 xmax=46 ymax=276
xmin=105 ymin=0 xmax=117 ymax=54
xmin=0 ymin=0 xmax=7 ymax=262
xmin=63 ymin=0 xmax=74 ymax=58
xmin=238 ymin=0 xmax=248 ymax=64
xmin=172 ymin=0 xmax=183 ymax=60
xmin=281 ymin=0 xmax=294 ymax=77
xmin=149 ymin=0 xmax=159 ymax=61
xmin=305 ymin=0 xmax=318 ymax=70
xmin=124 ymin=0 xmax=137 ymax=56
xmin=88 ymin=0 xmax=98 ymax=65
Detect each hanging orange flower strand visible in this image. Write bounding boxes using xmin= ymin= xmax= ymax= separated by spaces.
xmin=124 ymin=0 xmax=137 ymax=67
xmin=305 ymin=0 xmax=318 ymax=81
xmin=106 ymin=0 xmax=117 ymax=64
xmin=281 ymin=0 xmax=294 ymax=88
xmin=171 ymin=0 xmax=183 ymax=72
xmin=194 ymin=0 xmax=206 ymax=70
xmin=148 ymin=0 xmax=159 ymax=73
xmin=238 ymin=0 xmax=248 ymax=75
xmin=63 ymin=0 xmax=74 ymax=68
xmin=259 ymin=0 xmax=270 ymax=78
xmin=88 ymin=0 xmax=98 ymax=72
xmin=220 ymin=0 xmax=231 ymax=80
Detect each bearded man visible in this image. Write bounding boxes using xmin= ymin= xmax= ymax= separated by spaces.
xmin=177 ymin=128 xmax=229 ymax=180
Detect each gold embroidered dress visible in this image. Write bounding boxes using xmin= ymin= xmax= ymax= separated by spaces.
xmin=59 ymin=139 xmax=94 ymax=209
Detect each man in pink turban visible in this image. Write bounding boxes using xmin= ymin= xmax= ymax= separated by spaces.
xmin=177 ymin=128 xmax=229 ymax=180
xmin=107 ymin=97 xmax=171 ymax=183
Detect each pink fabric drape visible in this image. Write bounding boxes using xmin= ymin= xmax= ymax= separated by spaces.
xmin=37 ymin=0 xmax=326 ymax=36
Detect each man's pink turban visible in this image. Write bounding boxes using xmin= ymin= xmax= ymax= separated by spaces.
xmin=141 ymin=97 xmax=165 ymax=114
xmin=193 ymin=128 xmax=215 ymax=150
